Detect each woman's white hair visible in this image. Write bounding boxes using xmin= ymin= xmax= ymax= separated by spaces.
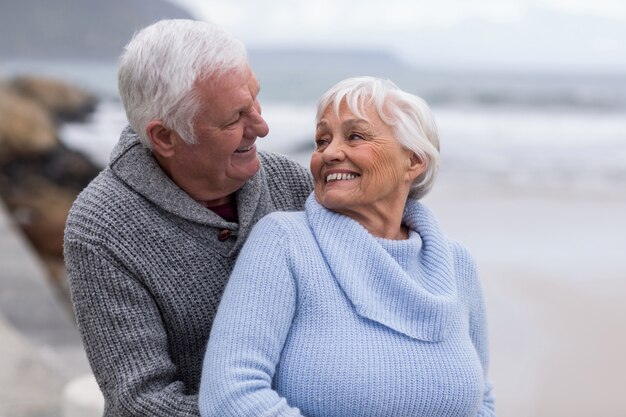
xmin=118 ymin=19 xmax=248 ymax=147
xmin=316 ymin=76 xmax=440 ymax=200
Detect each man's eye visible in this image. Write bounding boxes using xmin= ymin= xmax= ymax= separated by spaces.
xmin=228 ymin=115 xmax=242 ymax=126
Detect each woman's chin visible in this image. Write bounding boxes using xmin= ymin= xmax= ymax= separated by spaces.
xmin=315 ymin=192 xmax=352 ymax=213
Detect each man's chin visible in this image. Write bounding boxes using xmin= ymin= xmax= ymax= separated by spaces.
xmin=230 ymin=155 xmax=260 ymax=184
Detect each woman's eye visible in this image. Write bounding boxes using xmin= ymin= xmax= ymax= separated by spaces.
xmin=349 ymin=133 xmax=364 ymax=141
xmin=315 ymin=138 xmax=329 ymax=150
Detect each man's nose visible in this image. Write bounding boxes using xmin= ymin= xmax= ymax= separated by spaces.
xmin=245 ymin=106 xmax=269 ymax=138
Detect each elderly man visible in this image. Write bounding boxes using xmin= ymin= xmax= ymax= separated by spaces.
xmin=63 ymin=19 xmax=312 ymax=416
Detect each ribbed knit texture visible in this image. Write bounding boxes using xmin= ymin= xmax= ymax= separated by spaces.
xmin=63 ymin=126 xmax=313 ymax=417
xmin=199 ymin=195 xmax=496 ymax=417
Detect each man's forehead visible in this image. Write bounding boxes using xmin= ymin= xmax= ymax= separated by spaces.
xmin=197 ymin=66 xmax=258 ymax=95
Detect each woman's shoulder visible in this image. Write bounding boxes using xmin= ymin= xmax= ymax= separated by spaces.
xmin=244 ymin=211 xmax=315 ymax=257
xmin=447 ymin=239 xmax=485 ymax=300
xmin=239 ymin=210 xmax=313 ymax=272
xmin=255 ymin=210 xmax=308 ymax=232
xmin=448 ymin=239 xmax=479 ymax=274
xmin=449 ymin=239 xmax=473 ymax=260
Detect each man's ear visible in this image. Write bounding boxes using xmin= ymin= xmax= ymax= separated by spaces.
xmin=406 ymin=151 xmax=427 ymax=182
xmin=146 ymin=120 xmax=176 ymax=158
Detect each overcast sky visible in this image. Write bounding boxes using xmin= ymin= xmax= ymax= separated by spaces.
xmin=166 ymin=0 xmax=626 ymax=73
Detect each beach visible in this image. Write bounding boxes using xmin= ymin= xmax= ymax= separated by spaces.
xmin=425 ymin=182 xmax=626 ymax=417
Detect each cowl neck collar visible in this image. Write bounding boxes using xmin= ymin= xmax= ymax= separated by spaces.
xmin=305 ymin=195 xmax=457 ymax=342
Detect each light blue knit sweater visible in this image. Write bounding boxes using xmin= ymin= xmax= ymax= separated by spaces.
xmin=199 ymin=195 xmax=496 ymax=417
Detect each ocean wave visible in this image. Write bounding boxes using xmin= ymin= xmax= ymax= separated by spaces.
xmin=6 ymin=58 xmax=626 ymax=110
xmin=60 ymin=100 xmax=626 ymax=193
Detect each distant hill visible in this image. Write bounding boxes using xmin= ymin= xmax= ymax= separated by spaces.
xmin=248 ymin=48 xmax=412 ymax=73
xmin=247 ymin=48 xmax=419 ymax=103
xmin=0 ymin=0 xmax=193 ymax=59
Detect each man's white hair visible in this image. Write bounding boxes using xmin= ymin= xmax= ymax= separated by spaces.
xmin=118 ymin=19 xmax=248 ymax=147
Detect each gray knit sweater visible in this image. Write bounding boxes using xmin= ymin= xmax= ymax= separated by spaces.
xmin=64 ymin=126 xmax=313 ymax=417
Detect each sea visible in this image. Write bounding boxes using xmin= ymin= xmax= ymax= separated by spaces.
xmin=4 ymin=58 xmax=626 ymax=194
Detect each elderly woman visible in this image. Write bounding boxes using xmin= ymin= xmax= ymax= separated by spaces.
xmin=199 ymin=77 xmax=496 ymax=416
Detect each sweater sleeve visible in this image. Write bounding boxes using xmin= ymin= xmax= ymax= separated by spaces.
xmin=453 ymin=242 xmax=497 ymax=417
xmin=199 ymin=215 xmax=303 ymax=417
xmin=64 ymin=239 xmax=200 ymax=417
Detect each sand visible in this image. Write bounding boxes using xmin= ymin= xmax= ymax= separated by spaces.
xmin=424 ymin=181 xmax=626 ymax=417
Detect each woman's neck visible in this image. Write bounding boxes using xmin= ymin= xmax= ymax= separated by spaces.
xmin=336 ymin=204 xmax=408 ymax=240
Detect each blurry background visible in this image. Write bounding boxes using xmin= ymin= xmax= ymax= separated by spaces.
xmin=1 ymin=0 xmax=625 ymax=416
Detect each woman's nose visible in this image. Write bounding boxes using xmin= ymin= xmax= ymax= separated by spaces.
xmin=321 ymin=139 xmax=345 ymax=163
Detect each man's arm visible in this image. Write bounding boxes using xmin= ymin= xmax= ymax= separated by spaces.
xmin=65 ymin=239 xmax=200 ymax=417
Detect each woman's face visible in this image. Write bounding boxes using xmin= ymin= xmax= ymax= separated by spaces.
xmin=310 ymin=100 xmax=424 ymax=222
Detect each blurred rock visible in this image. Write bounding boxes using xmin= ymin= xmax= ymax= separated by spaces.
xmin=6 ymin=176 xmax=76 ymax=258
xmin=1 ymin=145 xmax=101 ymax=192
xmin=0 ymin=75 xmax=101 ymax=285
xmin=9 ymin=76 xmax=98 ymax=122
xmin=0 ymin=87 xmax=59 ymax=161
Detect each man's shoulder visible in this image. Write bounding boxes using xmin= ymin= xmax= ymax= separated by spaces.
xmin=66 ymin=168 xmax=146 ymax=230
xmin=258 ymin=150 xmax=306 ymax=173
xmin=72 ymin=168 xmax=128 ymax=205
xmin=258 ymin=151 xmax=312 ymax=187
xmin=256 ymin=151 xmax=313 ymax=209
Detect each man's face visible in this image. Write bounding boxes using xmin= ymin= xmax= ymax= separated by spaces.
xmin=165 ymin=66 xmax=269 ymax=205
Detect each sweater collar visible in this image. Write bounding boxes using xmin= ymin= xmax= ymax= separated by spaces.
xmin=305 ymin=195 xmax=457 ymax=342
xmin=108 ymin=126 xmax=262 ymax=228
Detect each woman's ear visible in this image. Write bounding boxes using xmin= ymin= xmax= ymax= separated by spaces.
xmin=146 ymin=120 xmax=176 ymax=158
xmin=406 ymin=151 xmax=427 ymax=182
